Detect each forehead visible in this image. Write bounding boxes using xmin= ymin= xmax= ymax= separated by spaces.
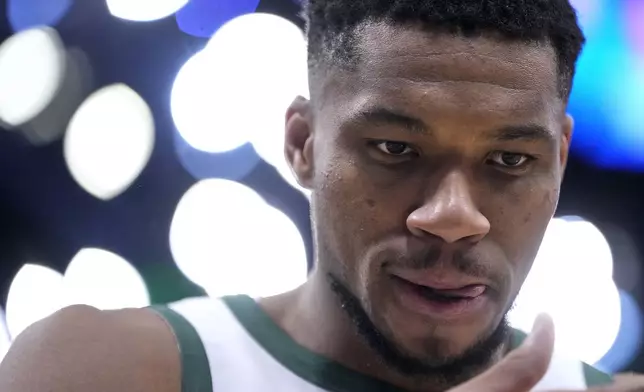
xmin=318 ymin=23 xmax=562 ymax=128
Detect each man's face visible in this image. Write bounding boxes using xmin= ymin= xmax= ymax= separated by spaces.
xmin=286 ymin=23 xmax=572 ymax=377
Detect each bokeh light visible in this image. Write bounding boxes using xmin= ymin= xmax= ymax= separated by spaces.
xmin=174 ymin=130 xmax=261 ymax=181
xmin=7 ymin=0 xmax=72 ymax=32
xmin=601 ymin=61 xmax=644 ymax=167
xmin=570 ymin=0 xmax=604 ymax=33
xmin=509 ymin=217 xmax=621 ymax=364
xmin=169 ymin=179 xmax=307 ymax=298
xmin=564 ymin=218 xmax=614 ymax=278
xmin=62 ymin=248 xmax=149 ymax=310
xmin=603 ymin=224 xmax=642 ymax=292
xmin=597 ymin=289 xmax=643 ymax=372
xmin=0 ymin=27 xmax=64 ymax=127
xmin=568 ymin=0 xmax=644 ymax=171
xmin=0 ymin=308 xmax=10 ymax=363
xmin=106 ymin=0 xmax=189 ymax=22
xmin=171 ymin=13 xmax=308 ymax=155
xmin=4 ymin=250 xmax=149 ymax=341
xmin=171 ymin=51 xmax=246 ymax=153
xmin=175 ymin=0 xmax=260 ymax=38
xmin=64 ymin=84 xmax=155 ymax=200
xmin=6 ymin=264 xmax=64 ymax=339
xmin=624 ymin=0 xmax=644 ymax=54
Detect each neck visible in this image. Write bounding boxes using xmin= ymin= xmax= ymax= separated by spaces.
xmin=260 ymin=269 xmax=508 ymax=391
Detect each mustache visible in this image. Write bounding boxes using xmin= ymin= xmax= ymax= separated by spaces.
xmin=381 ymin=246 xmax=495 ymax=280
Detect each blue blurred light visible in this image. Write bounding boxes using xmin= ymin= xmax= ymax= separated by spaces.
xmin=568 ymin=0 xmax=644 ymax=171
xmin=596 ymin=289 xmax=643 ymax=373
xmin=175 ymin=0 xmax=260 ymax=38
xmin=173 ymin=129 xmax=261 ymax=181
xmin=7 ymin=0 xmax=72 ymax=32
xmin=624 ymin=0 xmax=644 ymax=55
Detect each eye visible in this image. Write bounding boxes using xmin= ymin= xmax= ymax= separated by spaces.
xmin=488 ymin=151 xmax=534 ymax=168
xmin=374 ymin=141 xmax=415 ymax=156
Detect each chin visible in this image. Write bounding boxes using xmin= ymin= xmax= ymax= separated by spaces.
xmin=375 ymin=300 xmax=511 ymax=375
xmin=330 ymin=272 xmax=509 ymax=378
xmin=381 ymin=301 xmax=497 ymax=358
xmin=391 ymin=321 xmax=492 ymax=362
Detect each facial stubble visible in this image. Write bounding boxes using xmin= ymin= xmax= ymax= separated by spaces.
xmin=328 ymin=273 xmax=510 ymax=387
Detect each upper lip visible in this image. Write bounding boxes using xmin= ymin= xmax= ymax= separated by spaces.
xmin=390 ymin=268 xmax=489 ymax=290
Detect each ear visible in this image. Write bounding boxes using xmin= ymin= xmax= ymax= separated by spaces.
xmin=559 ymin=113 xmax=574 ymax=180
xmin=285 ymin=96 xmax=315 ymax=190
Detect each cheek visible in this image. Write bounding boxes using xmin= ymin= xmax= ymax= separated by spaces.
xmin=314 ymin=156 xmax=404 ymax=271
xmin=489 ymin=181 xmax=559 ymax=282
xmin=314 ymin=160 xmax=373 ymax=262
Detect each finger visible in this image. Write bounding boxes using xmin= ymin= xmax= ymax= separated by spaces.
xmin=585 ymin=374 xmax=644 ymax=392
xmin=540 ymin=374 xmax=644 ymax=392
xmin=449 ymin=313 xmax=556 ymax=392
xmin=612 ymin=373 xmax=644 ymax=385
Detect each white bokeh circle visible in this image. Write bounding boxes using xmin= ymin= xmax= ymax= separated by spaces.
xmin=171 ymin=51 xmax=248 ymax=153
xmin=106 ymin=0 xmax=188 ymax=22
xmin=0 ymin=27 xmax=65 ymax=127
xmin=5 ymin=250 xmax=149 ymax=340
xmin=564 ymin=218 xmax=614 ymax=279
xmin=509 ymin=217 xmax=621 ymax=364
xmin=0 ymin=307 xmax=11 ymax=362
xmin=64 ymin=84 xmax=155 ymax=200
xmin=171 ymin=13 xmax=308 ymax=155
xmin=62 ymin=248 xmax=150 ymax=310
xmin=170 ymin=179 xmax=307 ymax=298
xmin=5 ymin=264 xmax=64 ymax=339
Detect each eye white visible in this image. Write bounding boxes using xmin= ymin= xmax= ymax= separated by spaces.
xmin=376 ymin=141 xmax=413 ymax=155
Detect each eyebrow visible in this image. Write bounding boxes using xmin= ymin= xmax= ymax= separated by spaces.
xmin=353 ymin=107 xmax=555 ymax=143
xmin=491 ymin=124 xmax=556 ymax=143
xmin=355 ymin=107 xmax=429 ymax=134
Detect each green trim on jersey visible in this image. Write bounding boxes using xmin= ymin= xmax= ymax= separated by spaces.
xmin=509 ymin=329 xmax=613 ymax=387
xmin=154 ymin=295 xmax=613 ymax=392
xmin=149 ymin=305 xmax=213 ymax=392
xmin=583 ymin=363 xmax=613 ymax=386
xmin=223 ymin=295 xmax=407 ymax=392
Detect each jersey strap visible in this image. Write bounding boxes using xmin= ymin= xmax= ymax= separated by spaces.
xmin=149 ymin=305 xmax=214 ymax=392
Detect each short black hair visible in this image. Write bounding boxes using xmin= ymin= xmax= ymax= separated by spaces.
xmin=303 ymin=0 xmax=586 ymax=99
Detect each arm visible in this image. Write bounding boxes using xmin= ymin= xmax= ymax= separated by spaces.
xmin=0 ymin=305 xmax=181 ymax=392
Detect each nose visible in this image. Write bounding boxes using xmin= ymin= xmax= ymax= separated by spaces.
xmin=406 ymin=170 xmax=490 ymax=244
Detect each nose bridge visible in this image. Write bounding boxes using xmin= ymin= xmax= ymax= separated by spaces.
xmin=407 ymin=169 xmax=490 ymax=243
xmin=436 ymin=170 xmax=474 ymax=211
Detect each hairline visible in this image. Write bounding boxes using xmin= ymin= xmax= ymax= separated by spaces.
xmin=307 ymin=20 xmax=571 ymax=101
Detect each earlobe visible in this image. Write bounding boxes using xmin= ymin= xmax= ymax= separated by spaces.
xmin=285 ymin=96 xmax=315 ymax=190
xmin=560 ymin=114 xmax=574 ymax=177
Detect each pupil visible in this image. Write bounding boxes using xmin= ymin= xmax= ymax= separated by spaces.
xmin=501 ymin=153 xmax=522 ymax=166
xmin=386 ymin=142 xmax=407 ymax=155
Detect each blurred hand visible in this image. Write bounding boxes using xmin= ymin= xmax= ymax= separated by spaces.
xmin=446 ymin=313 xmax=556 ymax=392
xmin=576 ymin=373 xmax=644 ymax=392
xmin=544 ymin=374 xmax=644 ymax=392
xmin=446 ymin=314 xmax=644 ymax=392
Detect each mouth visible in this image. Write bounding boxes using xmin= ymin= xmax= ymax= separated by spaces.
xmin=390 ymin=275 xmax=492 ymax=321
xmin=410 ymin=280 xmax=486 ymax=302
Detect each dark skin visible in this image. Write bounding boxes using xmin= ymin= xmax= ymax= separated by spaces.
xmin=8 ymin=21 xmax=644 ymax=392
xmin=262 ymin=22 xmax=572 ymax=391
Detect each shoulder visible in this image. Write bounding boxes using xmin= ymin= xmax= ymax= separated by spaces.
xmin=0 ymin=304 xmax=181 ymax=392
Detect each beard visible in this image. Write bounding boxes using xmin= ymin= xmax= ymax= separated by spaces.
xmin=328 ymin=272 xmax=510 ymax=387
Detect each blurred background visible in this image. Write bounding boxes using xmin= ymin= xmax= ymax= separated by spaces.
xmin=0 ymin=0 xmax=642 ymax=376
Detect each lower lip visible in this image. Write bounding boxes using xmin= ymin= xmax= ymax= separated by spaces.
xmin=391 ymin=276 xmax=491 ymax=321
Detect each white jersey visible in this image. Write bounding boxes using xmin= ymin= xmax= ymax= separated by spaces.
xmin=150 ymin=295 xmax=612 ymax=392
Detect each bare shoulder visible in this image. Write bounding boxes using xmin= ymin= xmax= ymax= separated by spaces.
xmin=0 ymin=304 xmax=181 ymax=392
